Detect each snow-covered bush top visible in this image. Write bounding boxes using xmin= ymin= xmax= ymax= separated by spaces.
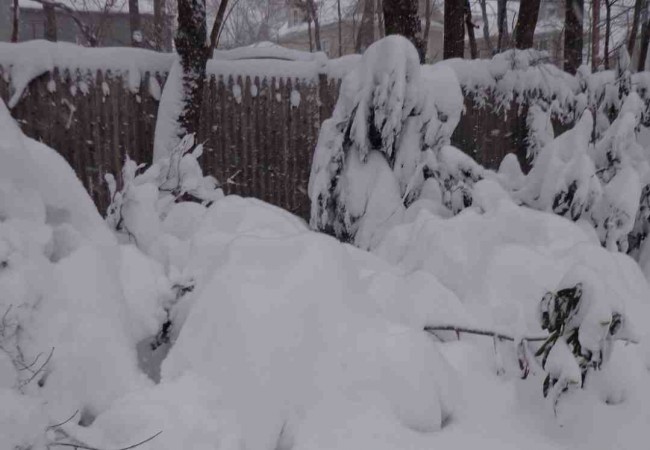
xmin=309 ymin=36 xmax=467 ymax=248
xmin=444 ymin=49 xmax=579 ymax=121
xmin=106 ymin=133 xmax=223 ymax=269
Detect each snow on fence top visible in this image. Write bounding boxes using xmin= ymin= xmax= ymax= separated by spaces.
xmin=0 ymin=40 xmax=174 ymax=107
xmin=213 ymin=42 xmax=328 ymax=62
xmin=0 ymin=41 xmax=360 ymax=109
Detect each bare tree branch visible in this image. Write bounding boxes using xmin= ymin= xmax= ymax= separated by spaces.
xmin=208 ymin=0 xmax=230 ymax=55
xmin=27 ymin=0 xmax=99 ymax=46
xmin=11 ymin=0 xmax=19 ymax=42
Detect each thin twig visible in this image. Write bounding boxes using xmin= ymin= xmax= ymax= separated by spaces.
xmin=20 ymin=346 xmax=54 ymax=388
xmin=48 ymin=410 xmax=80 ymax=430
xmin=50 ymin=430 xmax=162 ymax=450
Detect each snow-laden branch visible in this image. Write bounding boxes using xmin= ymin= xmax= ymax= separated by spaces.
xmin=424 ymin=325 xmax=548 ymax=342
xmin=424 ymin=324 xmax=639 ymax=345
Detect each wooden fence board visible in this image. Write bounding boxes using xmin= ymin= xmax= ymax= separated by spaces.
xmin=0 ymin=64 xmax=538 ymax=220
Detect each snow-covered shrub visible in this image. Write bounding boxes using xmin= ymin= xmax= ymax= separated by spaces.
xmin=0 ymin=97 xmax=159 ymax=448
xmin=447 ymin=49 xmax=579 ymax=162
xmin=535 ymin=270 xmax=635 ymax=410
xmin=106 ymin=133 xmax=223 ymax=268
xmin=309 ymin=36 xmax=467 ymax=248
xmin=374 ymin=190 xmax=650 ymax=430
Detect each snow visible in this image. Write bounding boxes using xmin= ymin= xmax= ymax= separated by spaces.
xmin=153 ymin=59 xmax=184 ymax=162
xmin=3 ymin=33 xmax=650 ymax=450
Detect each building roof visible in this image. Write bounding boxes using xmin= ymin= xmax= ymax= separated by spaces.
xmin=278 ymin=0 xmax=359 ymax=38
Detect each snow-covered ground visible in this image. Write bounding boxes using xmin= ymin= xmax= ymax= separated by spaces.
xmin=1 ymin=99 xmax=649 ymax=450
xmin=2 ymin=37 xmax=650 ymax=450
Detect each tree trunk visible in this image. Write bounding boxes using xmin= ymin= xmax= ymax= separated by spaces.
xmin=564 ymin=0 xmax=584 ymax=74
xmin=11 ymin=0 xmax=19 ymax=42
xmin=444 ymin=0 xmax=465 ymax=59
xmin=153 ymin=0 xmax=165 ymax=50
xmin=497 ymin=0 xmax=508 ymax=52
xmin=377 ymin=0 xmax=385 ymax=38
xmin=128 ymin=0 xmax=141 ymax=46
xmin=306 ymin=0 xmax=322 ymax=51
xmin=422 ymin=0 xmax=432 ymax=59
xmin=43 ymin=4 xmax=57 ymax=41
xmin=629 ymin=0 xmax=646 ymax=55
xmin=383 ymin=0 xmax=425 ymax=62
xmin=464 ymin=0 xmax=477 ymax=58
xmin=592 ymin=0 xmax=600 ymax=70
xmin=356 ymin=0 xmax=376 ymax=52
xmin=208 ymin=0 xmax=229 ymax=55
xmin=514 ymin=0 xmax=540 ymax=49
xmin=307 ymin=19 xmax=313 ymax=52
xmin=638 ymin=19 xmax=650 ymax=71
xmin=337 ymin=0 xmax=342 ymax=56
xmin=604 ymin=4 xmax=610 ymax=68
xmin=479 ymin=0 xmax=493 ymax=55
xmin=175 ymin=0 xmax=209 ymax=138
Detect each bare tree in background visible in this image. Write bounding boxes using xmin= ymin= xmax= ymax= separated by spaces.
xmin=208 ymin=0 xmax=228 ymax=52
xmin=564 ymin=0 xmax=584 ymax=74
xmin=628 ymin=0 xmax=646 ymax=55
xmin=43 ymin=4 xmax=58 ymax=41
xmin=478 ymin=0 xmax=493 ymax=54
xmin=638 ymin=9 xmax=650 ymax=70
xmin=11 ymin=0 xmax=19 ymax=42
xmin=422 ymin=0 xmax=439 ymax=60
xmin=464 ymin=0 xmax=477 ymax=58
xmin=290 ymin=0 xmax=321 ymax=51
xmin=337 ymin=0 xmax=342 ymax=55
xmin=128 ymin=0 xmax=142 ymax=46
xmin=604 ymin=0 xmax=612 ymax=69
xmin=444 ymin=0 xmax=464 ymax=59
xmin=376 ymin=0 xmax=385 ymax=38
xmin=356 ymin=0 xmax=376 ymax=52
xmin=496 ymin=0 xmax=508 ymax=52
xmin=153 ymin=0 xmax=166 ymax=50
xmin=208 ymin=0 xmax=286 ymax=49
xmin=593 ymin=0 xmax=601 ymax=69
xmin=383 ymin=0 xmax=424 ymax=61
xmin=27 ymin=0 xmax=122 ymax=46
xmin=513 ymin=0 xmax=541 ymax=49
xmin=306 ymin=0 xmax=322 ymax=51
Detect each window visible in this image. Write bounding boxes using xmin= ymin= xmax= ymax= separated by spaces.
xmin=321 ymin=38 xmax=331 ymax=55
xmin=290 ymin=8 xmax=304 ymax=27
xmin=29 ymin=21 xmax=43 ymax=39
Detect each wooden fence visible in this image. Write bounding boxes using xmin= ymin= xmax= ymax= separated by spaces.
xmin=0 ymin=64 xmax=532 ymax=220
